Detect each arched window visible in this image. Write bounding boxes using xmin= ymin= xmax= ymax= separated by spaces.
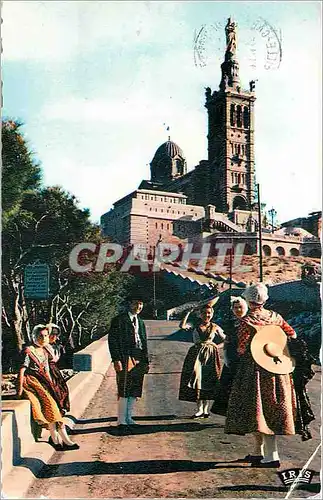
xmin=233 ymin=196 xmax=248 ymax=210
xmin=243 ymin=107 xmax=250 ymax=128
xmin=238 ymin=173 xmax=241 ymax=184
xmin=161 ymin=223 xmax=164 ymax=229
xmin=263 ymin=245 xmax=271 ymax=256
xmin=244 ymin=244 xmax=253 ymax=255
xmin=236 ymin=105 xmax=242 ymax=127
xmin=230 ymin=104 xmax=235 ymax=126
xmin=237 ymin=144 xmax=241 ymax=155
xmin=276 ymin=246 xmax=285 ymax=256
xmin=290 ymin=248 xmax=299 ymax=256
xmin=155 ymin=223 xmax=158 ymax=229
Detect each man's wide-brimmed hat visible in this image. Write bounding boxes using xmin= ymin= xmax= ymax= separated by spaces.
xmin=126 ymin=293 xmax=145 ymax=303
xmin=251 ymin=325 xmax=295 ymax=375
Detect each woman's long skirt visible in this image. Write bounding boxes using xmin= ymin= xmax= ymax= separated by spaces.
xmin=22 ymin=374 xmax=63 ymax=427
xmin=179 ymin=343 xmax=221 ymax=402
xmin=49 ymin=362 xmax=71 ymax=414
xmin=225 ymin=352 xmax=297 ymax=435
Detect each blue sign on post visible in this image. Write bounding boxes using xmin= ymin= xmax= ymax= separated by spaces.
xmin=24 ymin=263 xmax=50 ymax=300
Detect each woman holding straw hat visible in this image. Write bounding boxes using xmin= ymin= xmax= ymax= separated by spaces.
xmin=225 ymin=283 xmax=298 ymax=468
xmin=179 ymin=301 xmax=226 ymax=418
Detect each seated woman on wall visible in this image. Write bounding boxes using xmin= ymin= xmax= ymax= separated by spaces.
xmin=179 ymin=303 xmax=226 ymax=418
xmin=46 ymin=323 xmax=65 ymax=362
xmin=17 ymin=324 xmax=79 ymax=451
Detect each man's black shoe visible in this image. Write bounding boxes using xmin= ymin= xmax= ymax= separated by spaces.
xmin=243 ymin=454 xmax=264 ymax=463
xmin=117 ymin=424 xmax=131 ymax=435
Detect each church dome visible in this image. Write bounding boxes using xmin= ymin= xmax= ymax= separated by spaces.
xmin=152 ymin=139 xmax=184 ymax=163
xmin=150 ymin=138 xmax=187 ymax=183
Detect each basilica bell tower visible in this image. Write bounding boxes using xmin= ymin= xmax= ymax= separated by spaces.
xmin=205 ymin=17 xmax=256 ymax=213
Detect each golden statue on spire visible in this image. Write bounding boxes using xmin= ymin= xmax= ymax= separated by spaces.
xmin=225 ymin=17 xmax=237 ymax=58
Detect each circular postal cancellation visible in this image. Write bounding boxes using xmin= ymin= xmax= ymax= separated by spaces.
xmin=193 ymin=16 xmax=282 ymax=75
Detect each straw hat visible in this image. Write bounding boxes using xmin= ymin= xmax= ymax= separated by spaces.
xmin=206 ymin=296 xmax=220 ymax=307
xmin=250 ymin=325 xmax=295 ymax=374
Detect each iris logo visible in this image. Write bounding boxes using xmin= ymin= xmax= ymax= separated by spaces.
xmin=278 ymin=468 xmax=315 ymax=486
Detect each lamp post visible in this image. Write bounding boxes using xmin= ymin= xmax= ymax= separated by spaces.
xmin=153 ymin=271 xmax=157 ymax=319
xmin=229 ymin=236 xmax=234 ymax=293
xmin=152 ymin=234 xmax=162 ymax=319
xmin=268 ymin=207 xmax=277 ymax=233
xmin=257 ymin=184 xmax=263 ymax=282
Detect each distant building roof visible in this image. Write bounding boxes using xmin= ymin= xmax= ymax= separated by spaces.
xmin=273 ymin=227 xmax=314 ymax=238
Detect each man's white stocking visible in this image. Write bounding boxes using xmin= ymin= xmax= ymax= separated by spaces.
xmin=126 ymin=397 xmax=137 ymax=425
xmin=117 ymin=397 xmax=128 ymax=425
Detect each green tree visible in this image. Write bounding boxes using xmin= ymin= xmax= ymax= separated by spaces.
xmin=2 ymin=186 xmax=133 ymax=367
xmin=2 ymin=120 xmax=42 ymax=228
xmin=2 ymin=121 xmax=133 ymax=371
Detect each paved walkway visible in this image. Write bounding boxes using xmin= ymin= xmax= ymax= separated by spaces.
xmin=26 ymin=321 xmax=321 ymax=498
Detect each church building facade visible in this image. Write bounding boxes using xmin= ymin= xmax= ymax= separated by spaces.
xmin=101 ymin=18 xmax=260 ymax=248
xmin=100 ymin=19 xmax=318 ymax=258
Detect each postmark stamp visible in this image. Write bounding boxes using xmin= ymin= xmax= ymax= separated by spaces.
xmin=250 ymin=16 xmax=282 ymax=70
xmin=194 ymin=16 xmax=282 ymax=73
xmin=193 ymin=23 xmax=224 ymax=69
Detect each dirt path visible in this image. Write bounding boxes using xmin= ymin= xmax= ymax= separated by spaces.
xmin=26 ymin=321 xmax=321 ymax=499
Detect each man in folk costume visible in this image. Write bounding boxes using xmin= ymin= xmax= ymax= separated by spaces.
xmin=225 ymin=283 xmax=299 ymax=468
xmin=108 ymin=296 xmax=149 ymax=432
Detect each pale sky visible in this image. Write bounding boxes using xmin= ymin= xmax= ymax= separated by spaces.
xmin=2 ymin=1 xmax=322 ymax=224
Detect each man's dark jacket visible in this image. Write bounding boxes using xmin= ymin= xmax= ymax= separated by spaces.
xmin=108 ymin=313 xmax=149 ymax=397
